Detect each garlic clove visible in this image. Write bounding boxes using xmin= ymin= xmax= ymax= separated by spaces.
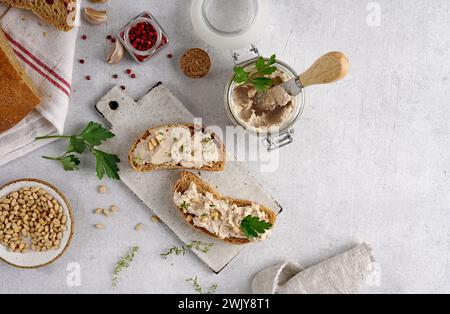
xmin=106 ymin=40 xmax=125 ymax=65
xmin=84 ymin=7 xmax=107 ymax=25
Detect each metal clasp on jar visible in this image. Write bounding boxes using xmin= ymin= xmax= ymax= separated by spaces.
xmin=263 ymin=129 xmax=295 ymax=151
xmin=232 ymin=44 xmax=260 ymax=65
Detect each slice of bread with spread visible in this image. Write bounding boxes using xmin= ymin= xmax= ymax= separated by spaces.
xmin=0 ymin=27 xmax=41 ymax=133
xmin=0 ymin=0 xmax=77 ymax=31
xmin=129 ymin=124 xmax=225 ymax=172
xmin=173 ymin=172 xmax=276 ymax=245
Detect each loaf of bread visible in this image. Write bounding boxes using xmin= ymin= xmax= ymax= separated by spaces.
xmin=173 ymin=172 xmax=276 ymax=245
xmin=0 ymin=27 xmax=41 ymax=133
xmin=0 ymin=0 xmax=77 ymax=31
xmin=129 ymin=124 xmax=225 ymax=172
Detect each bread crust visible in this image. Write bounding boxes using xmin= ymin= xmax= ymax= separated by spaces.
xmin=173 ymin=172 xmax=277 ymax=245
xmin=1 ymin=0 xmax=77 ymax=31
xmin=129 ymin=124 xmax=226 ymax=172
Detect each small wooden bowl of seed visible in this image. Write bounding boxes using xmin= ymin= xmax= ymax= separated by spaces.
xmin=0 ymin=179 xmax=74 ymax=268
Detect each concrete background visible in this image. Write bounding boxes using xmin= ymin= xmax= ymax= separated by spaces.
xmin=0 ymin=0 xmax=449 ymax=293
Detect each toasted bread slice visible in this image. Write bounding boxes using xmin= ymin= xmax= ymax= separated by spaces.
xmin=1 ymin=0 xmax=77 ymax=31
xmin=173 ymin=172 xmax=276 ymax=245
xmin=129 ymin=124 xmax=225 ymax=172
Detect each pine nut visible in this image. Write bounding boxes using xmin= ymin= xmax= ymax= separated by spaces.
xmin=98 ymin=185 xmax=107 ymax=194
xmin=94 ymin=208 xmax=103 ymax=214
xmin=135 ymin=223 xmax=143 ymax=231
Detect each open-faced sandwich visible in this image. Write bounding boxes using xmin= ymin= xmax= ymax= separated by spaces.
xmin=129 ymin=124 xmax=225 ymax=172
xmin=173 ymin=172 xmax=276 ymax=244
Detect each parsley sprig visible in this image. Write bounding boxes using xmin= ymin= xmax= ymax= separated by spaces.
xmin=112 ymin=246 xmax=139 ymax=288
xmin=240 ymin=216 xmax=273 ymax=239
xmin=186 ymin=276 xmax=218 ymax=294
xmin=36 ymin=121 xmax=120 ymax=180
xmin=233 ymin=54 xmax=277 ymax=92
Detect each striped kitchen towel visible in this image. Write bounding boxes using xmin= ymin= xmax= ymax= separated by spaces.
xmin=0 ymin=2 xmax=79 ymax=166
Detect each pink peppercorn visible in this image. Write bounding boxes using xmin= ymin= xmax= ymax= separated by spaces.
xmin=128 ymin=22 xmax=158 ymax=51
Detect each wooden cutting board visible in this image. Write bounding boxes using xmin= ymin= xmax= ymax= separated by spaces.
xmin=95 ymin=83 xmax=282 ymax=273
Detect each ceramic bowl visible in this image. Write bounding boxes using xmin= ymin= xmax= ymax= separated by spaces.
xmin=0 ymin=179 xmax=74 ymax=268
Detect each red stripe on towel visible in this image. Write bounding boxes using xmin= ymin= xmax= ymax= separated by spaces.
xmin=14 ymin=49 xmax=70 ymax=97
xmin=5 ymin=32 xmax=72 ymax=90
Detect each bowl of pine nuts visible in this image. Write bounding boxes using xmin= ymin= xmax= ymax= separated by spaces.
xmin=0 ymin=179 xmax=74 ymax=268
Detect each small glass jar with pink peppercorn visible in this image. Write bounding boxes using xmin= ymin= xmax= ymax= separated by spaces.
xmin=119 ymin=11 xmax=170 ymax=63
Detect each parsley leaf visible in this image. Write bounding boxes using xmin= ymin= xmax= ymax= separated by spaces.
xmin=251 ymin=77 xmax=274 ymax=92
xmin=80 ymin=121 xmax=115 ymax=146
xmin=36 ymin=121 xmax=120 ymax=180
xmin=255 ymin=57 xmax=265 ymax=71
xmin=240 ymin=216 xmax=273 ymax=239
xmin=233 ymin=66 xmax=249 ymax=84
xmin=67 ymin=136 xmax=86 ymax=154
xmin=256 ymin=55 xmax=277 ymax=75
xmin=61 ymin=155 xmax=80 ymax=171
xmin=233 ymin=54 xmax=277 ymax=92
xmin=93 ymin=149 xmax=121 ymax=180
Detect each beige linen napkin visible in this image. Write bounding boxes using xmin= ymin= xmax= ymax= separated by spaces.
xmin=252 ymin=243 xmax=376 ymax=294
xmin=0 ymin=3 xmax=79 ymax=166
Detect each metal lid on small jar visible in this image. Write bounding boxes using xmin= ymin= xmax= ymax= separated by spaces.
xmin=191 ymin=0 xmax=269 ymax=50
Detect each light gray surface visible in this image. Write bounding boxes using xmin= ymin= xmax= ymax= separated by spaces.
xmin=0 ymin=0 xmax=449 ymax=294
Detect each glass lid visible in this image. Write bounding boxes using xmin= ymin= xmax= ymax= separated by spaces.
xmin=191 ymin=0 xmax=269 ymax=50
xmin=202 ymin=0 xmax=258 ymax=35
